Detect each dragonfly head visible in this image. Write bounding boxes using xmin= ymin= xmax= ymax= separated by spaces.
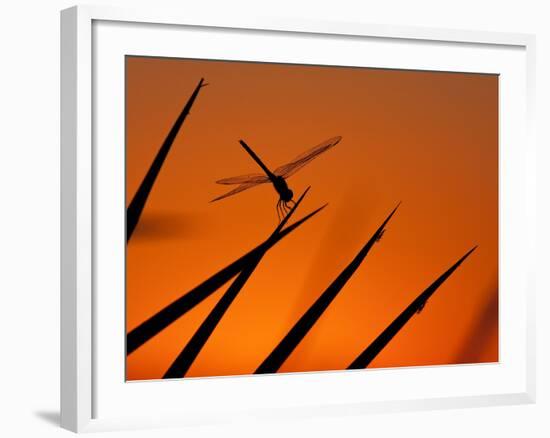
xmin=281 ymin=188 xmax=293 ymax=202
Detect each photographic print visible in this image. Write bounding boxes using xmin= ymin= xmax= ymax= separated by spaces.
xmin=125 ymin=56 xmax=498 ymax=381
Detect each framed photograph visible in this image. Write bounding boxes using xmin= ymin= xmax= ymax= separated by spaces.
xmin=60 ymin=5 xmax=536 ymax=432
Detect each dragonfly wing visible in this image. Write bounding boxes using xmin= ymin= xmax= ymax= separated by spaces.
xmin=211 ymin=182 xmax=259 ymax=202
xmin=215 ymin=173 xmax=269 ymax=185
xmin=273 ymin=136 xmax=342 ymax=179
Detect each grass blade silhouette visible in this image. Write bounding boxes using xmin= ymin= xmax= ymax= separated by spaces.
xmin=163 ymin=256 xmax=261 ymax=378
xmin=347 ymin=246 xmax=477 ymax=370
xmin=127 ymin=78 xmax=207 ymax=242
xmin=255 ymin=202 xmax=400 ymax=375
xmin=127 ymin=192 xmax=326 ymax=355
xmin=163 ymin=188 xmax=316 ymax=378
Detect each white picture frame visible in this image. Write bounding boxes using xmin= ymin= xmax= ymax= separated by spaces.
xmin=60 ymin=4 xmax=536 ymax=433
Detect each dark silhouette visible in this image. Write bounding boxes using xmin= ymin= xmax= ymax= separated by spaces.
xmin=127 ymin=190 xmax=327 ymax=355
xmin=212 ymin=136 xmax=342 ymax=221
xmin=127 ymin=78 xmax=207 ymax=242
xmin=255 ymin=203 xmax=400 ymax=375
xmin=347 ymin=246 xmax=477 ymax=370
xmin=163 ymin=188 xmax=315 ymax=378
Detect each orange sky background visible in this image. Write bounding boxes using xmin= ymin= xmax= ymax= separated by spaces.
xmin=125 ymin=56 xmax=498 ymax=381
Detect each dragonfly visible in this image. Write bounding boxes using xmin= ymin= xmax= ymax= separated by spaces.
xmin=212 ymin=136 xmax=342 ymax=220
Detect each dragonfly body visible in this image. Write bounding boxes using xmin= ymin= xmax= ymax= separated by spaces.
xmin=212 ymin=136 xmax=342 ymax=220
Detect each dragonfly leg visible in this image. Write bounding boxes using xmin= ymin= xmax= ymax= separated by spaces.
xmin=282 ymin=202 xmax=289 ymax=215
xmin=276 ymin=200 xmax=282 ymax=222
xmin=280 ymin=200 xmax=290 ymax=218
xmin=279 ymin=201 xmax=285 ymax=221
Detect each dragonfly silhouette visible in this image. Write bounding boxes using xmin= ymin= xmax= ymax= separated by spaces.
xmin=212 ymin=136 xmax=342 ymax=220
